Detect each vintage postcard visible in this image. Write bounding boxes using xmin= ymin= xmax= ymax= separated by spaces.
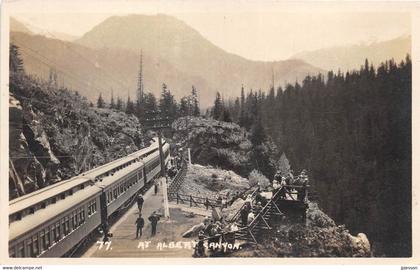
xmin=0 ymin=0 xmax=419 ymax=266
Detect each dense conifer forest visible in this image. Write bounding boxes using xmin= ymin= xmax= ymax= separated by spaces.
xmin=216 ymin=57 xmax=411 ymax=256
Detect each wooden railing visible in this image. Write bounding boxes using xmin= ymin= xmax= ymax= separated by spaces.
xmin=168 ymin=192 xmax=219 ymax=210
xmin=228 ymin=187 xmax=260 ymax=222
xmin=195 ymin=185 xmax=311 ymax=249
xmin=167 ymin=160 xmax=187 ymax=193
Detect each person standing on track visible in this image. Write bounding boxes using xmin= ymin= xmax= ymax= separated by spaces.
xmin=135 ymin=213 xmax=144 ymax=239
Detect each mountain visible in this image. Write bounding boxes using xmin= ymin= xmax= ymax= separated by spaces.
xmin=291 ymin=35 xmax=411 ymax=72
xmin=10 ymin=17 xmax=32 ymax=34
xmin=11 ymin=15 xmax=323 ymax=107
xmin=45 ymin=31 xmax=79 ymax=42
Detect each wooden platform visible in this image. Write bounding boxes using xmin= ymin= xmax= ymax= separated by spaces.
xmin=82 ymin=179 xmax=208 ymax=258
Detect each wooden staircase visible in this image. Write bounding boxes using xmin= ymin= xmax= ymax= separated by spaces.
xmin=200 ymin=185 xmax=309 ymax=248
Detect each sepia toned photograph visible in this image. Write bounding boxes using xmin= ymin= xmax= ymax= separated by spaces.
xmin=1 ymin=0 xmax=417 ymax=264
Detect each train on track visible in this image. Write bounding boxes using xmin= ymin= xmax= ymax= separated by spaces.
xmin=8 ymin=137 xmax=170 ymax=258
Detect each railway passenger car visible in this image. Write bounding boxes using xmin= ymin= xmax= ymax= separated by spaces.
xmin=9 ymin=137 xmax=171 ymax=258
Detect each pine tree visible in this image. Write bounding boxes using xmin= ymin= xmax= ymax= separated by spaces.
xmin=159 ymin=83 xmax=178 ymax=119
xmin=179 ymin=96 xmax=189 ymax=116
xmin=212 ymin=91 xmax=224 ymax=120
xmin=116 ymin=96 xmax=123 ymax=110
xmin=110 ymin=89 xmax=115 ymax=109
xmin=191 ymin=85 xmax=200 ymax=116
xmin=9 ymin=43 xmax=24 ymax=74
xmin=277 ymin=152 xmax=291 ymax=177
xmin=144 ymin=92 xmax=158 ymax=113
xmin=239 ymin=85 xmax=246 ymax=125
xmin=97 ymin=93 xmax=104 ymax=108
xmin=126 ymin=96 xmax=135 ymax=114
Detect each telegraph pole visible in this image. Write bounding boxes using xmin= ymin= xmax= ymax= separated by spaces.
xmin=142 ymin=113 xmax=172 ymax=176
xmin=142 ymin=111 xmax=173 ymax=219
xmin=157 ymin=131 xmax=166 ymax=177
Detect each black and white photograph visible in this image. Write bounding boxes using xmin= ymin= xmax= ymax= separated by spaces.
xmin=0 ymin=0 xmax=418 ymax=265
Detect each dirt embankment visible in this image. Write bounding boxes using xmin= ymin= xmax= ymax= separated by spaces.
xmin=178 ymin=164 xmax=250 ymax=200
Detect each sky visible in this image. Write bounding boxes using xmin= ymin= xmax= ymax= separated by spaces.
xmin=8 ymin=1 xmax=412 ymax=61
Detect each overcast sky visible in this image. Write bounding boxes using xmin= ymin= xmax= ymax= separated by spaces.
xmin=9 ymin=1 xmax=412 ymax=61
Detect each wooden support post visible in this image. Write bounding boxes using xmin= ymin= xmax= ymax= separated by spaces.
xmin=248 ymin=228 xmax=258 ymax=244
xmin=206 ymin=198 xmax=209 ymax=210
xmin=190 ymin=195 xmax=193 ymax=207
xmin=177 ymin=194 xmax=179 ymax=204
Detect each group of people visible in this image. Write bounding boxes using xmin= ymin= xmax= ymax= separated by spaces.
xmin=134 ymin=193 xmax=162 ymax=239
xmin=274 ymin=169 xmax=309 ymax=201
xmin=193 ymin=217 xmax=239 ymax=257
xmin=236 ymin=169 xmax=310 ymax=227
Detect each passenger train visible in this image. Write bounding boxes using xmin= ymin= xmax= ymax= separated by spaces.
xmin=9 ymin=137 xmax=170 ymax=258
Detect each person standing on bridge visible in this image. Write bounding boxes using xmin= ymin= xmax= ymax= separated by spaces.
xmin=136 ymin=194 xmax=144 ymax=213
xmin=135 ymin=213 xmax=144 ymax=239
xmin=240 ymin=202 xmax=251 ymax=226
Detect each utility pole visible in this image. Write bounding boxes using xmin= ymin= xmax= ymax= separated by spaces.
xmin=157 ymin=131 xmax=166 ymax=177
xmin=142 ymin=111 xmax=173 ymax=219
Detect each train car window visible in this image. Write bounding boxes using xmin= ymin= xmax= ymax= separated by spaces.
xmin=29 ymin=207 xmax=35 ymax=214
xmin=41 ymin=202 xmax=46 ymax=209
xmin=44 ymin=228 xmax=50 ymax=249
xmin=60 ymin=193 xmax=66 ymax=200
xmin=9 ymin=247 xmax=16 ymax=258
xmin=51 ymin=197 xmax=57 ymax=204
xmin=27 ymin=239 xmax=34 ymax=257
xmin=77 ymin=210 xmax=82 ymax=226
xmin=17 ymin=243 xmax=24 ymax=257
xmin=32 ymin=235 xmax=39 ymax=257
xmin=16 ymin=212 xmax=22 ymax=221
xmin=80 ymin=209 xmax=85 ymax=223
xmin=69 ymin=189 xmax=73 ymax=195
xmin=93 ymin=201 xmax=97 ymax=214
xmin=80 ymin=184 xmax=85 ymax=189
xmin=55 ymin=222 xmax=61 ymax=241
xmin=113 ymin=189 xmax=118 ymax=198
xmin=88 ymin=200 xmax=97 ymax=216
xmin=40 ymin=231 xmax=45 ymax=252
xmin=65 ymin=217 xmax=70 ymax=235
xmin=61 ymin=219 xmax=66 ymax=236
xmin=72 ymin=213 xmax=77 ymax=229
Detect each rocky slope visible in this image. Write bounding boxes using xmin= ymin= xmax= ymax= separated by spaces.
xmin=232 ymin=202 xmax=371 ymax=257
xmin=172 ymin=117 xmax=254 ymax=176
xmin=9 ymin=73 xmax=148 ymax=200
xmin=178 ymin=164 xmax=250 ymax=200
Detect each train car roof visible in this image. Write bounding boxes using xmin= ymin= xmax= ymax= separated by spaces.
xmin=9 ymin=185 xmax=101 ymax=241
xmin=9 ymin=137 xmax=161 ymax=215
xmin=9 ymin=176 xmax=92 ymax=215
xmin=95 ymin=159 xmax=145 ymax=188
xmin=82 ymin=137 xmax=159 ymax=177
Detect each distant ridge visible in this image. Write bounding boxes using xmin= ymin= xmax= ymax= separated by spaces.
xmin=291 ymin=35 xmax=411 ymax=72
xmin=12 ymin=14 xmax=323 ymax=107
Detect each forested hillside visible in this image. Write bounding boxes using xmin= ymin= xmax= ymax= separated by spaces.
xmin=9 ymin=44 xmax=149 ymax=200
xmin=216 ymin=57 xmax=411 ymax=257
